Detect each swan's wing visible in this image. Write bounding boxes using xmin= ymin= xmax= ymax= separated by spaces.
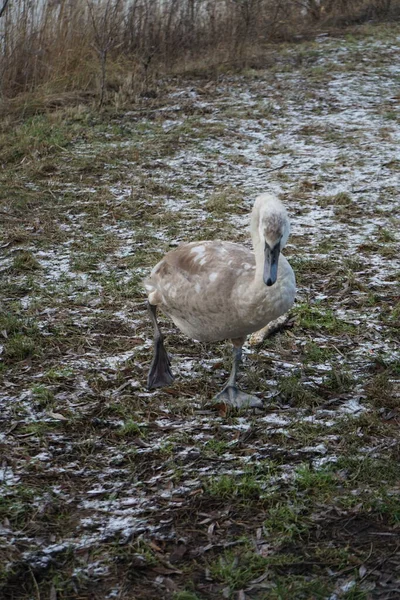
xmin=144 ymin=241 xmax=255 ymax=306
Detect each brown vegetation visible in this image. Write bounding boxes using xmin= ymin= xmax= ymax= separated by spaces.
xmin=1 ymin=19 xmax=400 ymax=599
xmin=0 ymin=0 xmax=399 ymax=110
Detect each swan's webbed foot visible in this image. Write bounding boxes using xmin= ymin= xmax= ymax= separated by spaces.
xmin=147 ymin=303 xmax=174 ymax=389
xmin=213 ymin=385 xmax=263 ymax=409
xmin=147 ymin=335 xmax=174 ymax=389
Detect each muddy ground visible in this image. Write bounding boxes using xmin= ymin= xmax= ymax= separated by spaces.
xmin=1 ymin=23 xmax=400 ymax=600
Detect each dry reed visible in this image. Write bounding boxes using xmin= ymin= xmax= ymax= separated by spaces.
xmin=0 ymin=0 xmax=398 ymax=110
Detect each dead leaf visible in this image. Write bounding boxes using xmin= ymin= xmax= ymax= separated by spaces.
xmin=47 ymin=411 xmax=68 ymax=421
xmin=149 ymin=541 xmax=163 ymax=552
xmin=169 ymin=544 xmax=187 ymax=564
xmin=258 ymin=544 xmax=272 ymax=558
xmin=162 ymin=577 xmax=178 ymax=591
xmin=5 ymin=423 xmax=19 ymax=435
xmin=151 ymin=565 xmax=182 ymax=575
xmin=132 ymin=437 xmax=151 ymax=448
xmin=213 ymin=401 xmax=228 ymax=417
xmin=207 ymin=522 xmax=215 ymax=536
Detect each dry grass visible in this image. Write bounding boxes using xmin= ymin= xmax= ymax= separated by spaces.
xmin=1 ymin=0 xmax=400 ymax=112
xmin=1 ymin=15 xmax=400 ymax=600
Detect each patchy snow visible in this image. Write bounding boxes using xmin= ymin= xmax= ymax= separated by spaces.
xmin=1 ymin=31 xmax=399 ymax=597
xmin=0 ymin=465 xmax=20 ymax=485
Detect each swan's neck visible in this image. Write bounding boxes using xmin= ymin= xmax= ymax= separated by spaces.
xmin=250 ymin=206 xmax=265 ymax=284
xmin=249 ymin=194 xmax=289 ymax=289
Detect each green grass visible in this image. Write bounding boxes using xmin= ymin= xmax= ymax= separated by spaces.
xmin=295 ymin=464 xmax=336 ymax=495
xmin=0 ymin=23 xmax=399 ymax=600
xmin=117 ymin=419 xmax=146 ymax=437
xmin=11 ymin=251 xmax=41 ymax=272
xmin=263 ymin=503 xmax=309 ymax=541
xmin=205 ymin=186 xmax=244 ymax=216
xmin=322 ymin=368 xmax=354 ymax=393
xmin=4 ymin=333 xmax=37 ymax=360
xmin=209 ymin=547 xmax=269 ymax=592
xmin=371 ymin=491 xmax=400 ymax=524
xmin=267 ymin=578 xmax=330 ymax=600
xmin=0 ymin=113 xmax=78 ymax=164
xmin=278 ymin=372 xmax=321 ymax=406
xmin=376 ymin=227 xmax=396 ymax=243
xmin=204 ymin=439 xmax=231 ymax=455
xmin=0 ymin=486 xmax=37 ymax=527
xmin=0 ymin=312 xmax=23 ymax=335
xmin=319 ymin=191 xmax=353 ymax=207
xmin=294 ymin=303 xmax=355 ymax=334
xmin=365 ymin=371 xmax=398 ymax=408
xmin=301 ymin=341 xmax=335 ymax=363
xmin=333 ymin=456 xmax=400 ymax=486
xmin=206 ymin=473 xmax=263 ymax=500
xmin=32 ymin=385 xmax=55 ymax=408
xmin=173 ymin=593 xmax=202 ymax=600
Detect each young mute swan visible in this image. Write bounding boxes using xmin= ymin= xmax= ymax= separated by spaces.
xmin=144 ymin=192 xmax=296 ymax=409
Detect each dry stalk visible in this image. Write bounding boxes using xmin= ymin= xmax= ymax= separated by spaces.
xmin=0 ymin=0 xmax=398 ymax=106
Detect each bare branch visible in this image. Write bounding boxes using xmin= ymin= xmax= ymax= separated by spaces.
xmin=0 ymin=0 xmax=10 ymax=19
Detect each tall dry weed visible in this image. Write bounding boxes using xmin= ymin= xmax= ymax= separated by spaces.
xmin=0 ymin=0 xmax=398 ymax=110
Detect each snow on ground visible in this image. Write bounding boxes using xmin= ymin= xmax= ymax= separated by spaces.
xmin=1 ymin=28 xmax=400 ymax=599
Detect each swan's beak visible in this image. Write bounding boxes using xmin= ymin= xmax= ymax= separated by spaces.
xmin=264 ymin=242 xmax=280 ymax=287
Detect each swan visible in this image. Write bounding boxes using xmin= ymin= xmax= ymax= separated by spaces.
xmin=144 ymin=192 xmax=296 ymax=408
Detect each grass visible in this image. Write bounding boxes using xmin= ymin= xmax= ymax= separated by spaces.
xmin=0 ymin=21 xmax=400 ymax=600
xmin=117 ymin=419 xmax=146 ymax=437
xmin=173 ymin=593 xmax=202 ymax=600
xmin=31 ymin=385 xmax=55 ymax=408
xmin=365 ymin=371 xmax=399 ymax=409
xmin=0 ymin=486 xmax=37 ymax=528
xmin=301 ymin=341 xmax=335 ymax=363
xmin=11 ymin=251 xmax=41 ymax=273
xmin=319 ymin=191 xmax=353 ymax=207
xmin=278 ymin=372 xmax=321 ymax=407
xmin=295 ymin=464 xmax=336 ymax=495
xmin=0 ymin=114 xmax=78 ymax=164
xmin=205 ymin=186 xmax=244 ymax=216
xmin=263 ymin=503 xmax=309 ymax=541
xmin=322 ymin=368 xmax=355 ymax=393
xmin=294 ymin=303 xmax=356 ymax=334
xmin=267 ymin=578 xmax=330 ymax=599
xmin=333 ymin=456 xmax=400 ymax=486
xmin=209 ymin=547 xmax=269 ymax=592
xmin=3 ymin=333 xmax=37 ymax=360
xmin=206 ymin=473 xmax=263 ymax=501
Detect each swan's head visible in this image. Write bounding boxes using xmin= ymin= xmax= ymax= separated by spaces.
xmin=252 ymin=193 xmax=290 ymax=287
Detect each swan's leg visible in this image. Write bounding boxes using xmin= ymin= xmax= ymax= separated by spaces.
xmin=214 ymin=340 xmax=263 ymax=409
xmin=147 ymin=302 xmax=174 ymax=389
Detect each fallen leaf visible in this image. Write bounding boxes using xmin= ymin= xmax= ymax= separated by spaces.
xmin=359 ymin=565 xmax=367 ymax=578
xmin=169 ymin=544 xmax=187 ymax=564
xmin=151 ymin=565 xmax=182 ymax=575
xmin=47 ymin=411 xmax=68 ymax=421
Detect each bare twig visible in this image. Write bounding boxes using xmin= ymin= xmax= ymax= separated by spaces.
xmin=87 ymin=0 xmax=122 ymax=107
xmin=0 ymin=0 xmax=10 ymax=19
